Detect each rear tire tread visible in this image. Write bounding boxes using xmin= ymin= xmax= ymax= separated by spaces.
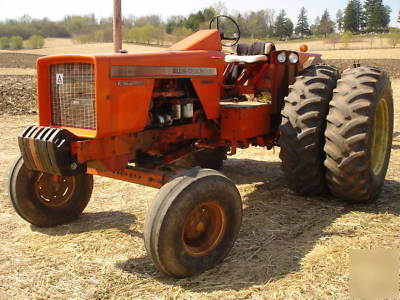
xmin=279 ymin=64 xmax=339 ymax=196
xmin=324 ymin=66 xmax=393 ymax=202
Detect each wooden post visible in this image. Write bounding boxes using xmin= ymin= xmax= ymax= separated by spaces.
xmin=113 ymin=0 xmax=122 ymax=53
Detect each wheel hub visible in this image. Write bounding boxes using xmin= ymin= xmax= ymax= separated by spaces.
xmin=34 ymin=173 xmax=76 ymax=207
xmin=182 ymin=202 xmax=227 ymax=257
xmin=370 ymin=97 xmax=389 ymax=175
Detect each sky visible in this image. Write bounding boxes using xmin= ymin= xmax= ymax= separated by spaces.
xmin=0 ymin=0 xmax=399 ymax=27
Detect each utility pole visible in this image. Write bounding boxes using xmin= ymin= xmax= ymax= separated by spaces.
xmin=113 ymin=0 xmax=122 ymax=53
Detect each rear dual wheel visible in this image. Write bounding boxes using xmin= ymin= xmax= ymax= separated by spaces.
xmin=144 ymin=168 xmax=242 ymax=278
xmin=280 ymin=65 xmax=394 ymax=202
xmin=324 ymin=66 xmax=394 ymax=202
xmin=279 ymin=64 xmax=339 ymax=196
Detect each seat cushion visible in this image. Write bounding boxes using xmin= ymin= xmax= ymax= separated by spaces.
xmin=224 ymin=55 xmax=267 ymax=64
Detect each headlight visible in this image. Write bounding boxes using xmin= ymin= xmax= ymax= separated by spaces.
xmin=289 ymin=53 xmax=299 ymax=64
xmin=277 ymin=52 xmax=287 ymax=63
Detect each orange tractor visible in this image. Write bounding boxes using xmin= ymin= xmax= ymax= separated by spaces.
xmin=8 ymin=16 xmax=394 ymax=277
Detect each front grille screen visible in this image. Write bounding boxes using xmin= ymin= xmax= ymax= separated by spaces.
xmin=50 ymin=63 xmax=96 ymax=129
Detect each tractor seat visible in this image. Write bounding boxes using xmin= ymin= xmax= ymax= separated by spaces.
xmin=225 ymin=42 xmax=275 ymax=64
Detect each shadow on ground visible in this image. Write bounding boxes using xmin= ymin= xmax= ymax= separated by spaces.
xmin=32 ymin=211 xmax=142 ymax=238
xmin=30 ymin=155 xmax=400 ymax=292
xmin=115 ymin=157 xmax=400 ymax=292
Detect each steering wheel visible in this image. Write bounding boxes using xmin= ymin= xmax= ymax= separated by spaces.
xmin=209 ymin=15 xmax=241 ymax=47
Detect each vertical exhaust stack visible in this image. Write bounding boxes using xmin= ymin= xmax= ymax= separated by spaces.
xmin=113 ymin=0 xmax=122 ymax=53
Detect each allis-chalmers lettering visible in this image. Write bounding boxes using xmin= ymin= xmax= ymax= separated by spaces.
xmin=110 ymin=65 xmax=217 ymax=77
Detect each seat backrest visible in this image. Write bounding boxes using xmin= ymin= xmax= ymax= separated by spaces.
xmin=236 ymin=42 xmax=276 ymax=56
xmin=236 ymin=43 xmax=250 ymax=56
xmin=249 ymin=42 xmax=266 ymax=55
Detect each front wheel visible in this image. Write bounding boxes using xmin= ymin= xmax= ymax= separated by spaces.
xmin=144 ymin=168 xmax=242 ymax=278
xmin=8 ymin=156 xmax=94 ymax=227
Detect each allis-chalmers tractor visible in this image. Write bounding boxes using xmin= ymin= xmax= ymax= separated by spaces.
xmin=8 ymin=16 xmax=394 ymax=278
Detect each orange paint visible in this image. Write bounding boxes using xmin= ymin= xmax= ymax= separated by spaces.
xmin=37 ymin=49 xmax=225 ymax=138
xmin=170 ymin=30 xmax=222 ymax=51
xmin=300 ymin=44 xmax=308 ymax=52
xmin=31 ymin=29 xmax=322 ymax=186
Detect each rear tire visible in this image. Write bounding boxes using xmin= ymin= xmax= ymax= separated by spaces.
xmin=144 ymin=168 xmax=242 ymax=278
xmin=324 ymin=66 xmax=394 ymax=202
xmin=279 ymin=64 xmax=339 ymax=196
xmin=8 ymin=155 xmax=94 ymax=227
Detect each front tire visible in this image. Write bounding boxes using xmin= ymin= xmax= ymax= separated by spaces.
xmin=8 ymin=156 xmax=94 ymax=227
xmin=144 ymin=168 xmax=242 ymax=278
xmin=279 ymin=64 xmax=339 ymax=196
xmin=324 ymin=66 xmax=394 ymax=202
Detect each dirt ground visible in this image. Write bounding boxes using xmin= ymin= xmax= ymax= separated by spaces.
xmin=0 ymin=53 xmax=42 ymax=69
xmin=0 ymin=75 xmax=37 ymax=114
xmin=274 ymin=36 xmax=396 ymax=51
xmin=0 ymin=51 xmax=399 ymax=299
xmin=0 ymin=38 xmax=165 ymax=56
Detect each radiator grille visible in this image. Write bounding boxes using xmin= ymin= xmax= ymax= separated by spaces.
xmin=50 ymin=63 xmax=96 ymax=129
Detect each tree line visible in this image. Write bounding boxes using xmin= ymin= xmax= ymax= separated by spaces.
xmin=278 ymin=0 xmax=393 ymax=40
xmin=0 ymin=0 xmax=398 ymax=47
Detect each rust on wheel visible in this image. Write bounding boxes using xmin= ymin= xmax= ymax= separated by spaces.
xmin=34 ymin=173 xmax=76 ymax=207
xmin=182 ymin=201 xmax=227 ymax=257
xmin=145 ymin=169 xmax=242 ymax=277
xmin=370 ymin=97 xmax=390 ymax=176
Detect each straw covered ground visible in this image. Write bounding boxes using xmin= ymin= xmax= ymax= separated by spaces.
xmin=0 ymin=47 xmax=399 ymax=299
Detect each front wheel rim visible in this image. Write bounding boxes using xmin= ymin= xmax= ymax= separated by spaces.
xmin=34 ymin=173 xmax=76 ymax=207
xmin=370 ymin=97 xmax=390 ymax=176
xmin=182 ymin=202 xmax=227 ymax=257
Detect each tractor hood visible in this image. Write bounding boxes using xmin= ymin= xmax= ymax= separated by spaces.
xmin=169 ymin=29 xmax=222 ymax=51
xmin=35 ymin=37 xmax=226 ymax=138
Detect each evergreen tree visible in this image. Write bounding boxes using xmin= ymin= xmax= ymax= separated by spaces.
xmin=311 ymin=17 xmax=321 ymax=35
xmin=383 ymin=6 xmax=392 ymax=28
xmin=398 ymin=10 xmax=400 ymax=24
xmin=364 ymin=0 xmax=391 ymax=31
xmin=344 ymin=0 xmax=357 ymax=32
xmin=295 ymin=7 xmax=311 ymax=37
xmin=356 ymin=0 xmax=367 ymax=31
xmin=336 ymin=9 xmax=344 ymax=32
xmin=319 ymin=10 xmax=335 ymax=37
xmin=275 ymin=10 xmax=293 ymax=40
xmin=344 ymin=0 xmax=363 ymax=32
xmin=364 ymin=0 xmax=376 ymax=30
xmin=284 ymin=18 xmax=294 ymax=38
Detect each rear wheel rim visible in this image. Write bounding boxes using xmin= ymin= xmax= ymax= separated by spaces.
xmin=370 ymin=97 xmax=389 ymax=176
xmin=182 ymin=202 xmax=227 ymax=257
xmin=34 ymin=173 xmax=76 ymax=207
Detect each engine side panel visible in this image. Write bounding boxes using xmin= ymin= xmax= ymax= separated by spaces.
xmin=191 ymin=77 xmax=222 ymax=120
xmin=37 ymin=50 xmax=225 ymax=138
